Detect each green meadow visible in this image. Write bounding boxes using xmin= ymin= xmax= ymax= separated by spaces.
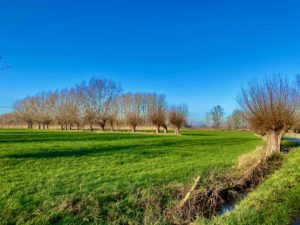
xmin=0 ymin=130 xmax=262 ymax=224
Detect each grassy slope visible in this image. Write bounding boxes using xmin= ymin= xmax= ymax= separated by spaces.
xmin=0 ymin=130 xmax=261 ymax=224
xmin=196 ymin=146 xmax=300 ymax=225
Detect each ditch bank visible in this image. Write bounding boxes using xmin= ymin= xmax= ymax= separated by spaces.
xmin=202 ymin=137 xmax=300 ymax=225
xmin=141 ymin=147 xmax=284 ymax=225
xmin=166 ymin=151 xmax=283 ymax=225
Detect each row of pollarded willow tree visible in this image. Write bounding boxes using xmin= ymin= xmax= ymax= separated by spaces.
xmin=14 ymin=77 xmax=188 ymax=134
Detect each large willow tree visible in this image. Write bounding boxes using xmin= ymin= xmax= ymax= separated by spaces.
xmin=238 ymin=75 xmax=299 ymax=153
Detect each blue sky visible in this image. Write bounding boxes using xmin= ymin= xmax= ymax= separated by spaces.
xmin=1 ymin=0 xmax=300 ymax=121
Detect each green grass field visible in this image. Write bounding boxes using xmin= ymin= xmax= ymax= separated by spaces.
xmin=0 ymin=130 xmax=262 ymax=224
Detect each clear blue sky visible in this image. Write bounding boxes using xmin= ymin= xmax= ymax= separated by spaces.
xmin=1 ymin=0 xmax=300 ymax=122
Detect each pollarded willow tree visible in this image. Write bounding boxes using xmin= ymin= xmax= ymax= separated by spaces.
xmin=84 ymin=78 xmax=121 ymax=131
xmin=149 ymin=94 xmax=168 ymax=134
xmin=238 ymin=75 xmax=300 ymax=153
xmin=122 ymin=93 xmax=143 ymax=132
xmin=106 ymin=96 xmax=122 ymax=132
xmin=14 ymin=96 xmax=35 ymax=129
xmin=37 ymin=92 xmax=56 ymax=129
xmin=168 ymin=104 xmax=188 ymax=135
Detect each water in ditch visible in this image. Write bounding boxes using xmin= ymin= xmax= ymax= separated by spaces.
xmin=292 ymin=216 xmax=300 ymax=225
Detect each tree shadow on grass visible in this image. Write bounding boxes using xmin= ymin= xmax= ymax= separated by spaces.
xmin=2 ymin=140 xmax=183 ymax=159
xmin=0 ymin=133 xmax=162 ymax=144
xmin=2 ymin=137 xmax=260 ymax=160
xmin=181 ymin=133 xmax=217 ymax=137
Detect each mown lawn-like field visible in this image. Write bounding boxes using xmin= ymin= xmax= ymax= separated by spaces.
xmin=0 ymin=130 xmax=262 ymax=224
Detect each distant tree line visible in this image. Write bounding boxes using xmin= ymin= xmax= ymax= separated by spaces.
xmin=203 ymin=105 xmax=248 ymax=130
xmin=13 ymin=77 xmax=188 ymax=134
xmin=0 ymin=112 xmax=23 ymax=128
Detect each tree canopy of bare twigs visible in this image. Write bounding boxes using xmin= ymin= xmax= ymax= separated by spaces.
xmin=80 ymin=78 xmax=121 ymax=131
xmin=238 ymin=75 xmax=300 ymax=152
xmin=210 ymin=105 xmax=225 ymax=129
xmin=168 ymin=104 xmax=188 ymax=135
xmin=14 ymin=97 xmax=35 ymax=129
xmin=227 ymin=109 xmax=248 ymax=130
xmin=13 ymin=77 xmax=189 ymax=134
xmin=149 ymin=94 xmax=168 ymax=133
xmin=0 ymin=112 xmax=22 ymax=128
xmin=122 ymin=93 xmax=143 ymax=132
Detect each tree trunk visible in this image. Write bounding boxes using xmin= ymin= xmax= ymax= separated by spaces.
xmin=77 ymin=123 xmax=80 ymax=131
xmin=156 ymin=125 xmax=160 ymax=134
xmin=47 ymin=124 xmax=49 ymax=130
xmin=163 ymin=126 xmax=168 ymax=134
xmin=100 ymin=124 xmax=105 ymax=131
xmin=132 ymin=126 xmax=136 ymax=133
xmin=38 ymin=123 xmax=41 ymax=130
xmin=43 ymin=124 xmax=45 ymax=130
xmin=175 ymin=127 xmax=179 ymax=135
xmin=277 ymin=130 xmax=285 ymax=151
xmin=266 ymin=130 xmax=283 ymax=153
xmin=61 ymin=124 xmax=64 ymax=130
xmin=90 ymin=124 xmax=93 ymax=132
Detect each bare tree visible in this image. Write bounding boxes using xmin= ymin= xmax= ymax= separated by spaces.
xmin=204 ymin=112 xmax=212 ymax=128
xmin=14 ymin=97 xmax=35 ymax=129
xmin=107 ymin=115 xmax=116 ymax=132
xmin=210 ymin=105 xmax=225 ymax=129
xmin=227 ymin=109 xmax=248 ymax=130
xmin=168 ymin=104 xmax=188 ymax=135
xmin=86 ymin=78 xmax=121 ymax=131
xmin=149 ymin=94 xmax=168 ymax=134
xmin=84 ymin=109 xmax=96 ymax=131
xmin=77 ymin=82 xmax=95 ymax=131
xmin=107 ymin=96 xmax=121 ymax=132
xmin=238 ymin=75 xmax=299 ymax=153
xmin=34 ymin=92 xmax=55 ymax=130
xmin=126 ymin=112 xmax=141 ymax=132
xmin=53 ymin=89 xmax=69 ymax=130
xmin=122 ymin=93 xmax=143 ymax=132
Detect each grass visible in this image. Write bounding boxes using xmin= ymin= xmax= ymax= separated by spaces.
xmin=0 ymin=129 xmax=262 ymax=224
xmin=196 ymin=142 xmax=300 ymax=225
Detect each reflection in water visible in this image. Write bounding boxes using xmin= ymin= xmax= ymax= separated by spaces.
xmin=219 ymin=204 xmax=235 ymax=215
